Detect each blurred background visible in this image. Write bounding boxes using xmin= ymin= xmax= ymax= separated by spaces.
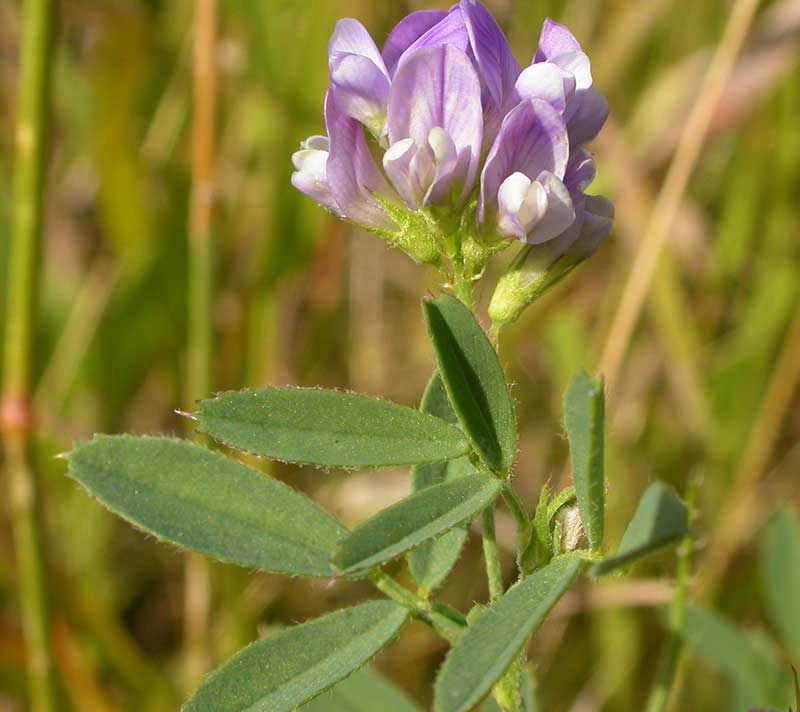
xmin=1 ymin=0 xmax=799 ymax=710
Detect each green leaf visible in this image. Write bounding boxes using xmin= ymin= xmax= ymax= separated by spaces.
xmin=592 ymin=482 xmax=688 ymax=576
xmin=760 ymin=508 xmax=800 ymax=659
xmin=680 ymin=606 xmax=788 ymax=709
xmin=196 ymin=387 xmax=469 ymax=469
xmin=301 ymin=668 xmax=423 ymax=712
xmin=182 ymin=601 xmax=410 ymax=712
xmin=67 ymin=435 xmax=346 ymax=578
xmin=564 ymin=368 xmax=605 ymax=550
xmin=335 ymin=474 xmax=502 ymax=575
xmin=409 ymin=374 xmax=476 ymax=594
xmin=434 ymin=557 xmax=581 ymax=712
xmin=423 ymin=294 xmax=517 ymax=473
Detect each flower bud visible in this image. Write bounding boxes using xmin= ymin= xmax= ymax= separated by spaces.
xmin=488 ymin=195 xmax=613 ymax=326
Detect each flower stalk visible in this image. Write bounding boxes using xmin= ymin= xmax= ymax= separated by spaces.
xmin=0 ymin=0 xmax=59 ymax=709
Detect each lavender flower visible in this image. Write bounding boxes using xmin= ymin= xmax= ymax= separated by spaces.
xmin=292 ymin=0 xmax=613 ymax=281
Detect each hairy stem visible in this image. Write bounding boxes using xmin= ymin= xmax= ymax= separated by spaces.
xmin=482 ymin=506 xmax=504 ymax=602
xmin=183 ymin=0 xmax=219 ymax=691
xmin=370 ymin=570 xmax=463 ymax=645
xmin=0 ymin=0 xmax=59 ymax=709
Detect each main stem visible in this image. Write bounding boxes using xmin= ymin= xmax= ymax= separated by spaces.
xmin=0 ymin=0 xmax=59 ymax=710
xmin=183 ymin=0 xmax=218 ymax=691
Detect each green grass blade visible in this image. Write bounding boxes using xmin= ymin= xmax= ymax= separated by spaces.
xmin=182 ymin=601 xmax=410 ymax=712
xmin=334 ymin=474 xmax=502 ymax=575
xmin=680 ymin=606 xmax=787 ymax=708
xmin=564 ymin=368 xmax=605 ymax=550
xmin=434 ymin=557 xmax=582 ymax=712
xmin=423 ymin=294 xmax=517 ymax=473
xmin=760 ymin=508 xmax=800 ymax=660
xmin=67 ymin=435 xmax=347 ymax=578
xmin=196 ymin=387 xmax=469 ymax=468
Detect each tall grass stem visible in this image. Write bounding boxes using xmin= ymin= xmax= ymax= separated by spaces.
xmin=183 ymin=0 xmax=219 ymax=691
xmin=0 ymin=0 xmax=59 ymax=709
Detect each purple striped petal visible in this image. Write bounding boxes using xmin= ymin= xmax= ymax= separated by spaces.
xmin=565 ymin=88 xmax=609 ymax=145
xmin=534 ymin=18 xmax=582 ymax=61
xmin=479 ymin=99 xmax=569 ymax=223
xmin=325 ymin=90 xmax=397 ymax=231
xmin=459 ymin=0 xmax=520 ymax=109
xmin=398 ymin=7 xmax=470 ymax=60
xmin=382 ymin=10 xmax=448 ymax=75
xmin=329 ymin=19 xmax=390 ymax=133
xmin=329 ymin=53 xmax=390 ymax=134
xmin=329 ymin=19 xmax=387 ymax=72
xmin=387 ymin=45 xmax=483 ymax=206
xmin=533 ymin=20 xmax=609 ymax=145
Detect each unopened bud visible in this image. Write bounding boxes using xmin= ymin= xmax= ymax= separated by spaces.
xmin=488 ymin=197 xmax=614 ymax=327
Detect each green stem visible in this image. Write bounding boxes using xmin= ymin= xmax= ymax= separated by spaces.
xmin=501 ymin=481 xmax=531 ymax=549
xmin=644 ymin=487 xmax=696 ymax=712
xmin=370 ymin=570 xmax=463 ymax=644
xmin=183 ymin=0 xmax=218 ymax=691
xmin=452 ymin=258 xmax=474 ymax=309
xmin=0 ymin=0 xmax=59 ymax=710
xmin=482 ymin=506 xmax=504 ymax=602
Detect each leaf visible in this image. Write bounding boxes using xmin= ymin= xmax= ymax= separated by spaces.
xmin=680 ymin=606 xmax=788 ymax=709
xmin=67 ymin=435 xmax=346 ymax=578
xmin=434 ymin=557 xmax=581 ymax=712
xmin=423 ymin=294 xmax=517 ymax=473
xmin=564 ymin=368 xmax=605 ymax=550
xmin=301 ymin=667 xmax=424 ymax=712
xmin=409 ymin=373 xmax=477 ymax=594
xmin=182 ymin=601 xmax=410 ymax=712
xmin=334 ymin=474 xmax=502 ymax=575
xmin=760 ymin=508 xmax=800 ymax=659
xmin=196 ymin=387 xmax=469 ymax=469
xmin=592 ymin=482 xmax=688 ymax=576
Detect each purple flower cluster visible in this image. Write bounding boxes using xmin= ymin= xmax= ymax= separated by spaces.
xmin=292 ymin=0 xmax=612 ymax=261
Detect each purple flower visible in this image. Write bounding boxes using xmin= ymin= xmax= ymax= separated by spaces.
xmin=292 ymin=1 xmax=612 ymax=265
xmin=534 ymin=19 xmax=609 ymax=146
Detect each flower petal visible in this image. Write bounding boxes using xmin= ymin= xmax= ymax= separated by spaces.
xmin=479 ymin=99 xmax=569 ymax=222
xmin=573 ymin=195 xmax=614 ymax=258
xmin=526 ymin=172 xmax=576 ymax=244
xmin=329 ymin=19 xmax=387 ymax=75
xmin=382 ymin=10 xmax=448 ymax=75
xmin=325 ymin=90 xmax=397 ymax=231
xmin=514 ymin=62 xmax=567 ymax=112
xmin=398 ymin=7 xmax=470 ymax=60
xmin=291 ymin=141 xmax=340 ymax=215
xmin=496 ymin=172 xmax=543 ymax=241
xmin=383 ymin=138 xmax=420 ymax=209
xmin=387 ymin=45 xmax=483 ymax=205
xmin=534 ymin=18 xmax=582 ymax=61
xmin=564 ymin=148 xmax=596 ymax=198
xmin=329 ymin=53 xmax=390 ymax=132
xmin=459 ymin=0 xmax=520 ymax=109
xmin=566 ymin=88 xmax=609 ymax=145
